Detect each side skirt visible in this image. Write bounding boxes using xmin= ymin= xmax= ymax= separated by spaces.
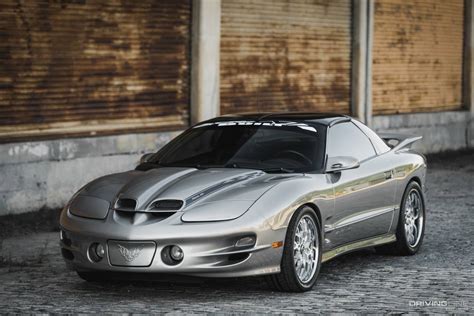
xmin=321 ymin=234 xmax=396 ymax=263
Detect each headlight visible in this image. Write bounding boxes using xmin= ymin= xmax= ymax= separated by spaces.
xmin=69 ymin=195 xmax=110 ymax=219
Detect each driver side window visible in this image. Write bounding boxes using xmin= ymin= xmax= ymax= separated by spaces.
xmin=327 ymin=122 xmax=376 ymax=161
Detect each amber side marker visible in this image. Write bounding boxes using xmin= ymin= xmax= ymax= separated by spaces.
xmin=272 ymin=241 xmax=283 ymax=248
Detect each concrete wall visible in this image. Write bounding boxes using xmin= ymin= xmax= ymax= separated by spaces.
xmin=372 ymin=111 xmax=473 ymax=153
xmin=1 ymin=0 xmax=473 ymax=217
xmin=0 ymin=131 xmax=180 ymax=216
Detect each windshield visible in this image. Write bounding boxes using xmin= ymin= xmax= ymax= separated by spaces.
xmin=149 ymin=121 xmax=326 ymax=173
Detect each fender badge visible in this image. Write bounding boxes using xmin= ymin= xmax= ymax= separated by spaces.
xmin=117 ymin=244 xmax=142 ymax=263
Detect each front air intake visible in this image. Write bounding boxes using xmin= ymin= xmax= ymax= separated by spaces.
xmin=150 ymin=199 xmax=183 ymax=211
xmin=115 ymin=198 xmax=137 ymax=211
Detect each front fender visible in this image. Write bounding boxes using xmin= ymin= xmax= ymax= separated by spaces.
xmin=248 ymin=174 xmax=334 ymax=232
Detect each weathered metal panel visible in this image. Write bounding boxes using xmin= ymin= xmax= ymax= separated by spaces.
xmin=220 ymin=0 xmax=352 ymax=114
xmin=0 ymin=0 xmax=191 ymax=142
xmin=372 ymin=0 xmax=464 ymax=114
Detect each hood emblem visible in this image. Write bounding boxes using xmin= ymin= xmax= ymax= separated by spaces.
xmin=117 ymin=244 xmax=142 ymax=263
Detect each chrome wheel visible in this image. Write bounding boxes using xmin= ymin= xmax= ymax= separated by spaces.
xmin=404 ymin=189 xmax=424 ymax=247
xmin=293 ymin=215 xmax=319 ymax=284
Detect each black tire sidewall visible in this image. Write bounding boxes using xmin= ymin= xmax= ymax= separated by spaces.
xmin=283 ymin=206 xmax=322 ymax=291
xmin=397 ymin=181 xmax=426 ymax=254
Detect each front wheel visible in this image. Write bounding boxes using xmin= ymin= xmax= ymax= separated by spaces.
xmin=376 ymin=181 xmax=426 ymax=255
xmin=265 ymin=206 xmax=322 ymax=292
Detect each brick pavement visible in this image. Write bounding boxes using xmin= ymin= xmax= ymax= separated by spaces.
xmin=0 ymin=152 xmax=472 ymax=313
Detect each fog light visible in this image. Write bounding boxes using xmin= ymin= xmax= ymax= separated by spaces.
xmin=170 ymin=245 xmax=184 ymax=261
xmin=88 ymin=243 xmax=105 ymax=262
xmin=161 ymin=245 xmax=183 ymax=265
xmin=96 ymin=243 xmax=105 ymax=258
xmin=235 ymin=236 xmax=256 ymax=248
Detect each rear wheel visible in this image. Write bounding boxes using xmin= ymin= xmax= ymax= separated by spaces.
xmin=376 ymin=181 xmax=425 ymax=255
xmin=265 ymin=206 xmax=322 ymax=292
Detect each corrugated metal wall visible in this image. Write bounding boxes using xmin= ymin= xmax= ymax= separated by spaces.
xmin=220 ymin=0 xmax=352 ymax=114
xmin=0 ymin=0 xmax=191 ymax=142
xmin=372 ymin=0 xmax=464 ymax=114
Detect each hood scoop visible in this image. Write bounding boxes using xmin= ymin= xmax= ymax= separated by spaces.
xmin=150 ymin=199 xmax=183 ymax=211
xmin=115 ymin=198 xmax=137 ymax=212
xmin=113 ymin=198 xmax=183 ymax=226
xmin=113 ymin=167 xmax=196 ymax=211
xmin=115 ymin=198 xmax=183 ymax=213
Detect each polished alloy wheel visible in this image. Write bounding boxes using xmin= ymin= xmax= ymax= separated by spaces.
xmin=293 ymin=214 xmax=319 ymax=284
xmin=404 ymin=189 xmax=424 ymax=247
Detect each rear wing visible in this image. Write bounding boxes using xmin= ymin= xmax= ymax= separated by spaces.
xmin=378 ymin=132 xmax=422 ymax=152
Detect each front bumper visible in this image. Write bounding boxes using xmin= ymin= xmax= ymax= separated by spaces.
xmin=59 ymin=210 xmax=285 ymax=278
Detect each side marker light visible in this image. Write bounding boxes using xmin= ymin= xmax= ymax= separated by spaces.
xmin=272 ymin=241 xmax=283 ymax=248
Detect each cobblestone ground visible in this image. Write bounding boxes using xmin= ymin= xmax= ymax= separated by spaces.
xmin=0 ymin=152 xmax=473 ymax=313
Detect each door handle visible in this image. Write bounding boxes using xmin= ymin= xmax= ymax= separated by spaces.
xmin=384 ymin=170 xmax=393 ymax=180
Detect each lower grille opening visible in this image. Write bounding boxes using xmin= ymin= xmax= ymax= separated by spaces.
xmin=228 ymin=252 xmax=250 ymax=263
xmin=61 ymin=248 xmax=74 ymax=260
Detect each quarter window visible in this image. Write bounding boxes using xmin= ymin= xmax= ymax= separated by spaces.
xmin=327 ymin=122 xmax=376 ymax=161
xmin=352 ymin=119 xmax=391 ymax=154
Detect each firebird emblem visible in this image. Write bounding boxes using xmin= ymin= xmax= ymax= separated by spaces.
xmin=117 ymin=244 xmax=142 ymax=263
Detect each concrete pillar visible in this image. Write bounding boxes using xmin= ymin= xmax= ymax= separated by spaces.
xmin=464 ymin=0 xmax=474 ymax=112
xmin=464 ymin=0 xmax=474 ymax=147
xmin=351 ymin=0 xmax=374 ymax=126
xmin=190 ymin=0 xmax=221 ymax=125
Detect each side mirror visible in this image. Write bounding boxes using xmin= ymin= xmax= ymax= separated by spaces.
xmin=139 ymin=153 xmax=154 ymax=164
xmin=326 ymin=156 xmax=360 ymax=173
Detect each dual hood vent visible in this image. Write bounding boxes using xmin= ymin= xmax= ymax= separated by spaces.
xmin=115 ymin=198 xmax=183 ymax=212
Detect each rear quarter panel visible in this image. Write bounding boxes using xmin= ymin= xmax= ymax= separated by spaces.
xmin=386 ymin=149 xmax=427 ymax=233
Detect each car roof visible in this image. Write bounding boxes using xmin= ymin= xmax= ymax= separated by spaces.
xmin=206 ymin=112 xmax=351 ymax=126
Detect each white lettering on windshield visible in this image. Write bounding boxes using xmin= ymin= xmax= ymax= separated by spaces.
xmin=194 ymin=121 xmax=318 ymax=133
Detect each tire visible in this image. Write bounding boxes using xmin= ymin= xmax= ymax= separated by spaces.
xmin=376 ymin=181 xmax=426 ymax=255
xmin=265 ymin=205 xmax=322 ymax=292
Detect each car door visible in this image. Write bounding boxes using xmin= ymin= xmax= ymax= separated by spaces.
xmin=324 ymin=121 xmax=397 ymax=249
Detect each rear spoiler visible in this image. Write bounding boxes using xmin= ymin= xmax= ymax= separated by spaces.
xmin=378 ymin=132 xmax=422 ymax=152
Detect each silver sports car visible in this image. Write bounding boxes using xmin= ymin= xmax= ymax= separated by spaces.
xmin=59 ymin=113 xmax=427 ymax=292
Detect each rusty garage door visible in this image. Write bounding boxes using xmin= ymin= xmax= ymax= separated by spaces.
xmin=0 ymin=0 xmax=191 ymax=142
xmin=372 ymin=0 xmax=464 ymax=114
xmin=220 ymin=0 xmax=352 ymax=114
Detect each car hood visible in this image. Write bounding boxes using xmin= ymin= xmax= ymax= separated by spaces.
xmin=71 ymin=167 xmax=302 ymax=221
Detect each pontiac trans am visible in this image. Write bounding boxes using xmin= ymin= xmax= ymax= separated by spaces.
xmin=59 ymin=113 xmax=427 ymax=292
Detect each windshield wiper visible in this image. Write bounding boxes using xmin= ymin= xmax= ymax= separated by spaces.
xmin=224 ymin=162 xmax=258 ymax=169
xmin=193 ymin=164 xmax=211 ymax=170
xmin=224 ymin=162 xmax=259 ymax=170
xmin=136 ymin=161 xmax=167 ymax=171
xmin=224 ymin=162 xmax=239 ymax=168
xmin=195 ymin=164 xmax=239 ymax=169
xmin=225 ymin=163 xmax=295 ymax=173
xmin=262 ymin=167 xmax=295 ymax=173
xmin=151 ymin=163 xmax=216 ymax=169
